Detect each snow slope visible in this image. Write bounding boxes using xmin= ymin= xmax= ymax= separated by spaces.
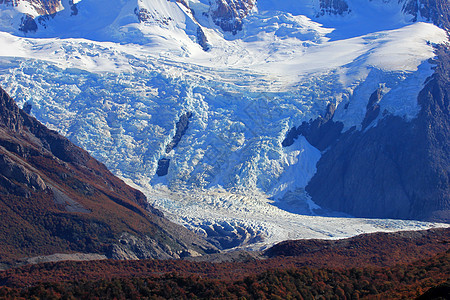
xmin=0 ymin=0 xmax=448 ymax=248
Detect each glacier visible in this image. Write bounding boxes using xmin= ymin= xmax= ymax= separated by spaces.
xmin=0 ymin=0 xmax=448 ymax=249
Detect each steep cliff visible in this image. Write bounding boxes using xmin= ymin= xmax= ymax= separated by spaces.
xmin=305 ymin=46 xmax=450 ymax=222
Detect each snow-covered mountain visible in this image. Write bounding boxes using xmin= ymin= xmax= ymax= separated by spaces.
xmin=3 ymin=0 xmax=448 ymax=37
xmin=0 ymin=0 xmax=448 ymax=249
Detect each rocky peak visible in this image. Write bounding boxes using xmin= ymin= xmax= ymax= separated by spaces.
xmin=361 ymin=87 xmax=382 ymax=130
xmin=209 ymin=0 xmax=255 ymax=34
xmin=0 ymin=0 xmax=63 ymax=16
xmin=0 ymin=0 xmax=79 ymax=33
xmin=18 ymin=14 xmax=38 ymax=32
xmin=282 ymin=103 xmax=344 ymax=151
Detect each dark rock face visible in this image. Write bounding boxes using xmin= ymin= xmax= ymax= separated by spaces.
xmin=19 ymin=15 xmax=38 ymax=33
xmin=417 ymin=280 xmax=450 ymax=300
xmin=197 ymin=26 xmax=209 ymax=51
xmin=403 ymin=0 xmax=420 ymax=21
xmin=0 ymin=88 xmax=23 ymax=132
xmin=282 ymin=103 xmax=343 ymax=151
xmin=317 ymin=0 xmax=350 ymax=17
xmin=156 ymin=158 xmax=170 ymax=177
xmin=69 ymin=0 xmax=78 ymax=16
xmin=306 ymin=46 xmax=450 ymax=222
xmin=155 ymin=112 xmax=192 ymax=177
xmin=22 ymin=102 xmax=32 ymax=114
xmin=282 ymin=126 xmax=299 ymax=148
xmin=306 ymin=117 xmax=417 ymax=219
xmin=165 ymin=111 xmax=192 ymax=153
xmin=361 ymin=88 xmax=382 ymax=130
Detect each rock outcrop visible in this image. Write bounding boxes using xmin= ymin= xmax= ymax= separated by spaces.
xmin=315 ymin=0 xmax=450 ymax=30
xmin=316 ymin=0 xmax=350 ymax=17
xmin=156 ymin=112 xmax=192 ymax=177
xmin=165 ymin=111 xmax=193 ymax=154
xmin=18 ymin=14 xmax=38 ymax=33
xmin=361 ymin=87 xmax=382 ymax=130
xmin=282 ymin=103 xmax=343 ymax=151
xmin=197 ymin=26 xmax=209 ymax=51
xmin=209 ymin=0 xmax=255 ymax=34
xmin=402 ymin=0 xmax=450 ymax=29
xmin=0 ymin=153 xmax=47 ymax=193
xmin=0 ymin=0 xmax=62 ymax=16
xmin=305 ymin=46 xmax=450 ymax=222
xmin=1 ymin=0 xmax=78 ymax=33
xmin=156 ymin=158 xmax=170 ymax=177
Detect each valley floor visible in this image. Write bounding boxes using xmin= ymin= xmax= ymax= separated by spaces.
xmin=1 ymin=228 xmax=449 ymax=299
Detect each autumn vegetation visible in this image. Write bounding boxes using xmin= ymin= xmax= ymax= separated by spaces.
xmin=0 ymin=250 xmax=448 ymax=299
xmin=0 ymin=228 xmax=448 ymax=299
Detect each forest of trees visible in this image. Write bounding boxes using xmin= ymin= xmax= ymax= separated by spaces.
xmin=0 ymin=251 xmax=448 ymax=299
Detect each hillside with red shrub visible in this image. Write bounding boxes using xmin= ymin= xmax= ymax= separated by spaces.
xmin=0 ymin=249 xmax=448 ymax=299
xmin=265 ymin=228 xmax=450 ymax=268
xmin=0 ymin=228 xmax=448 ymax=296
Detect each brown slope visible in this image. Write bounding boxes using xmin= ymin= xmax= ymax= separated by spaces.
xmin=0 ymin=87 xmax=217 ymax=268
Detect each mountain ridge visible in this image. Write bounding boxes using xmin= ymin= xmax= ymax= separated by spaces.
xmin=2 ymin=0 xmax=449 ymax=39
xmin=0 ymin=86 xmax=218 ymax=268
